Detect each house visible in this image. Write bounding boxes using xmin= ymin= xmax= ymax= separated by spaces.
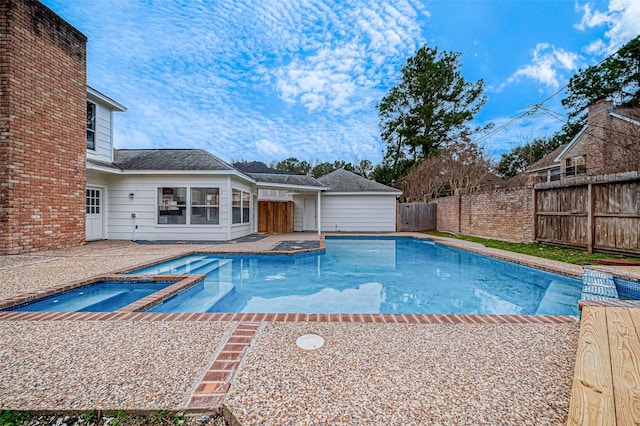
xmin=527 ymin=99 xmax=640 ymax=183
xmin=84 ymin=89 xmax=401 ymax=241
xmin=0 ymin=0 xmax=400 ymax=253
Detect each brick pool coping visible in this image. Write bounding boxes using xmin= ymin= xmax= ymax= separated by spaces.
xmin=0 ymin=309 xmax=579 ymax=324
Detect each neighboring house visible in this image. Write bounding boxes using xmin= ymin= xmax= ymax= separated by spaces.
xmin=527 ymin=99 xmax=640 ymax=183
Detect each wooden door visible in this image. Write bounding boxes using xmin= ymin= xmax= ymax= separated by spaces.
xmin=258 ymin=201 xmax=294 ymax=233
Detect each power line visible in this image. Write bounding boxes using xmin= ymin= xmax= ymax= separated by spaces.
xmin=477 ymin=36 xmax=637 ymax=147
xmin=461 ymin=0 xmax=514 ymax=59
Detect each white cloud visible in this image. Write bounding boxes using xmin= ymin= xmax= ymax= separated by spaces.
xmin=41 ymin=0 xmax=427 ymax=164
xmin=255 ymin=139 xmax=288 ymax=157
xmin=270 ymin=1 xmax=425 ymax=114
xmin=575 ymin=0 xmax=640 ymax=54
xmin=500 ymin=43 xmax=582 ymax=90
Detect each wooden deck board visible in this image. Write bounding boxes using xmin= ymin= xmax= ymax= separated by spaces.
xmin=568 ymin=306 xmax=640 ymax=425
xmin=610 ymin=308 xmax=640 ymax=424
xmin=568 ymin=306 xmax=615 ymax=425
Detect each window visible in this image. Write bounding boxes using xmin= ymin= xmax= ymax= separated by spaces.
xmin=232 ymin=189 xmax=251 ymax=224
xmin=243 ymin=191 xmax=250 ymax=223
xmin=158 ymin=187 xmax=186 ymax=224
xmin=191 ymin=188 xmax=219 ymax=224
xmin=87 ymin=101 xmax=96 ymax=150
xmin=565 ymin=155 xmax=586 ymax=176
xmin=86 ymin=189 xmax=100 ymax=214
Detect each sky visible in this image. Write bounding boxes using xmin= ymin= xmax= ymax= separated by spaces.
xmin=42 ymin=0 xmax=640 ymax=166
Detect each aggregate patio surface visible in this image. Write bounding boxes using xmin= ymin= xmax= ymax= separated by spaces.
xmin=1 ymin=233 xmax=638 ymax=425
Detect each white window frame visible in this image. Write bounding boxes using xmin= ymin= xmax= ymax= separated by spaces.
xmin=156 ymin=186 xmax=223 ymax=225
xmin=190 ymin=187 xmax=220 ymax=225
xmin=232 ymin=188 xmax=251 ymax=225
xmin=157 ymin=187 xmax=187 ymax=225
xmin=87 ymin=101 xmax=96 ymax=150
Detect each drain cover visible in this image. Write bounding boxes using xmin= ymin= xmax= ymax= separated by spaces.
xmin=296 ymin=334 xmax=325 ymax=350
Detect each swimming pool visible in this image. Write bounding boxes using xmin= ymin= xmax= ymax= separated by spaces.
xmin=133 ymin=237 xmax=582 ymax=315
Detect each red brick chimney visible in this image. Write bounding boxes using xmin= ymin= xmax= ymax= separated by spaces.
xmin=0 ymin=0 xmax=87 ymax=254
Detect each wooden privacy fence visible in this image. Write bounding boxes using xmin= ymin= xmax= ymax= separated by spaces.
xmin=258 ymin=201 xmax=294 ymax=233
xmin=535 ymin=175 xmax=640 ymax=255
xmin=397 ymin=202 xmax=437 ymax=232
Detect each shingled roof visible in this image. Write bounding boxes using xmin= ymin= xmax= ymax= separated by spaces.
xmin=248 ymin=173 xmax=324 ymax=188
xmin=233 ymin=161 xmax=294 ymax=175
xmin=317 ymin=169 xmax=401 ymax=193
xmin=526 ymin=143 xmax=569 ymax=172
xmin=113 ymin=149 xmax=235 ymax=171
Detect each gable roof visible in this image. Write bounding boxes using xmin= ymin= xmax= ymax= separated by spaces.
xmin=113 ymin=149 xmax=236 ymax=171
xmin=317 ymin=168 xmax=401 ymax=194
xmin=526 ymin=143 xmax=569 ymax=172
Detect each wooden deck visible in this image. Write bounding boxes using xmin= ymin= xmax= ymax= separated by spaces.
xmin=568 ymin=305 xmax=640 ymax=425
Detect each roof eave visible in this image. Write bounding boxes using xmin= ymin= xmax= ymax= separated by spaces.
xmin=324 ymin=191 xmax=402 ymax=196
xmin=256 ymin=182 xmax=326 ymax=191
xmin=87 ymin=86 xmax=127 ymax=112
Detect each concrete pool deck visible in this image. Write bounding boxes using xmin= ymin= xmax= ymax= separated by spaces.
xmin=0 ymin=233 xmax=638 ymax=424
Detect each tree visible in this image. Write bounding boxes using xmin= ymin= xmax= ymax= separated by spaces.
xmin=562 ymin=36 xmax=640 ymax=121
xmin=397 ymin=140 xmax=491 ymax=201
xmin=273 ymin=157 xmax=312 ymax=175
xmin=353 ymin=159 xmax=373 ymax=178
xmin=495 ymin=136 xmax=562 ymax=179
xmin=377 ymin=45 xmax=489 ymax=183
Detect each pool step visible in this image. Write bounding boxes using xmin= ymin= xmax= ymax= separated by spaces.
xmin=149 ymin=279 xmax=235 ymax=313
xmin=135 ymin=256 xmax=223 ymax=275
xmin=80 ymin=289 xmax=141 ymax=312
xmin=189 ymin=259 xmax=232 ymax=275
xmin=535 ymin=280 xmax=582 ymax=315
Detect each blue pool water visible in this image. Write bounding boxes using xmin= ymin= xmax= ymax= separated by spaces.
xmin=135 ymin=238 xmax=582 ymax=315
xmin=7 ymin=280 xmax=174 ymax=312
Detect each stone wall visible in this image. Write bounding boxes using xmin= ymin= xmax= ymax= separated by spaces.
xmin=0 ymin=0 xmax=87 ymax=254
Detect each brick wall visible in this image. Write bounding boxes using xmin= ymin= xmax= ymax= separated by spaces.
xmin=0 ymin=0 xmax=87 ymax=254
xmin=433 ymin=187 xmax=533 ymax=243
xmin=434 ymin=195 xmax=459 ymax=233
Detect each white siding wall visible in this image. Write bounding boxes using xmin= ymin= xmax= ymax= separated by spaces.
xmin=106 ymin=174 xmax=255 ymax=241
xmin=320 ymin=194 xmax=397 ymax=232
xmin=86 ymin=170 xmax=110 ymax=187
xmin=258 ymin=189 xmax=291 ymax=201
xmin=293 ymin=197 xmax=304 ymax=231
xmin=86 ymin=100 xmax=113 ymax=164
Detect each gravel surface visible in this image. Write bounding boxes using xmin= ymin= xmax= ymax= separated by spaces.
xmin=0 ymin=320 xmax=233 ymax=410
xmin=225 ymin=322 xmax=579 ymax=425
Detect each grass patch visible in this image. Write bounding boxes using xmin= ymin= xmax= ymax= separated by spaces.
xmin=425 ymin=231 xmax=640 ymax=265
xmin=0 ymin=409 xmax=227 ymax=426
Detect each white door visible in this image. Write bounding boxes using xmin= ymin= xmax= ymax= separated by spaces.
xmin=302 ymin=198 xmax=317 ymax=231
xmin=86 ymin=187 xmax=104 ymax=240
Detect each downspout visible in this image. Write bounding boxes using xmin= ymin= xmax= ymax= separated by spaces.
xmin=317 ymin=190 xmax=322 ymax=236
xmin=227 ymin=178 xmax=232 ymax=240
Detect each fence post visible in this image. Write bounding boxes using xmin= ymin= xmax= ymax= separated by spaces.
xmin=457 ymin=190 xmax=462 ymax=234
xmin=586 ymin=183 xmax=594 ymax=253
xmin=531 ymin=187 xmax=537 ymax=243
